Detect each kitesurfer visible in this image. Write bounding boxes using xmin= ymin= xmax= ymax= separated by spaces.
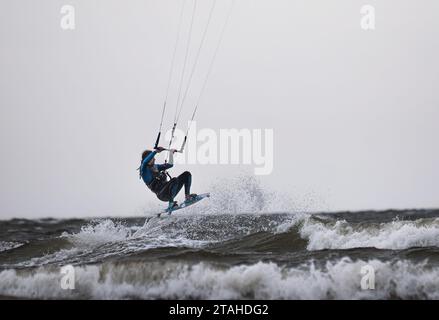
xmin=140 ymin=147 xmax=197 ymax=211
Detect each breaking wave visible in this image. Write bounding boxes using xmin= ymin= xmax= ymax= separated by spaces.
xmin=0 ymin=241 xmax=23 ymax=253
xmin=300 ymin=217 xmax=439 ymax=251
xmin=9 ymin=212 xmax=439 ymax=269
xmin=63 ymin=219 xmax=133 ymax=246
xmin=1 ymin=258 xmax=438 ymax=299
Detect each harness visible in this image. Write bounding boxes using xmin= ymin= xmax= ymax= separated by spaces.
xmin=147 ymin=169 xmax=169 ymax=194
xmin=138 ymin=163 xmax=173 ymax=195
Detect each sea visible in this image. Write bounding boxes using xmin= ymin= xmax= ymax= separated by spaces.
xmin=1 ymin=179 xmax=438 ymax=299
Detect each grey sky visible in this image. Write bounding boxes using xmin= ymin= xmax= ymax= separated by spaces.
xmin=1 ymin=0 xmax=438 ymax=219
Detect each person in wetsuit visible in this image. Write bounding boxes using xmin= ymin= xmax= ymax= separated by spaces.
xmin=140 ymin=147 xmax=197 ymax=211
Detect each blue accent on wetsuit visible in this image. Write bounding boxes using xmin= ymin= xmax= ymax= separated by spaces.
xmin=140 ymin=151 xmax=173 ymax=185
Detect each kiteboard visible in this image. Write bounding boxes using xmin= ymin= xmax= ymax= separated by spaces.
xmin=156 ymin=193 xmax=210 ymax=218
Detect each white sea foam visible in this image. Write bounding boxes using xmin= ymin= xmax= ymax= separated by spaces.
xmin=0 ymin=241 xmax=23 ymax=253
xmin=63 ymin=219 xmax=133 ymax=247
xmin=1 ymin=258 xmax=438 ymax=299
xmin=15 ymin=218 xmax=212 ymax=268
xmin=300 ymin=217 xmax=439 ymax=250
xmin=147 ymin=174 xmax=323 ymax=217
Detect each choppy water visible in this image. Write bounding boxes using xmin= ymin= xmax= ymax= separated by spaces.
xmin=1 ymin=208 xmax=439 ymax=299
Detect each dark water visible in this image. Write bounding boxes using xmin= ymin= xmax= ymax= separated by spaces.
xmin=1 ymin=209 xmax=439 ymax=299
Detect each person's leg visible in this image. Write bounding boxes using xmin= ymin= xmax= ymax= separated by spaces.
xmin=178 ymin=171 xmax=192 ymax=197
xmin=158 ymin=172 xmax=194 ymax=208
xmin=166 ymin=177 xmax=186 ymax=210
xmin=177 ymin=171 xmax=198 ymax=202
xmin=157 ymin=179 xmax=177 ymax=205
xmin=167 ymin=172 xmax=191 ymax=199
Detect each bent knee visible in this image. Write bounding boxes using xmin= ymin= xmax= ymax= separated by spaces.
xmin=182 ymin=171 xmax=191 ymax=177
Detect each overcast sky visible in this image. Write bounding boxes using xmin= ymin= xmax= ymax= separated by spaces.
xmin=1 ymin=0 xmax=438 ymax=219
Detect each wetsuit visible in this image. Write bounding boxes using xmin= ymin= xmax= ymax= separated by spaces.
xmin=140 ymin=151 xmax=192 ymax=202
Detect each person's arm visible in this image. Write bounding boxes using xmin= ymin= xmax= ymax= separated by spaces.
xmin=141 ymin=151 xmax=157 ymax=171
xmin=156 ymin=149 xmax=176 ymax=171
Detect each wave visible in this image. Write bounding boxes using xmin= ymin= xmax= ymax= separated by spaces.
xmin=4 ymin=209 xmax=439 ymax=270
xmin=12 ymin=218 xmax=213 ymax=268
xmin=1 ymin=258 xmax=438 ymax=299
xmin=0 ymin=241 xmax=23 ymax=253
xmin=300 ymin=217 xmax=439 ymax=250
xmin=62 ymin=219 xmax=133 ymax=247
